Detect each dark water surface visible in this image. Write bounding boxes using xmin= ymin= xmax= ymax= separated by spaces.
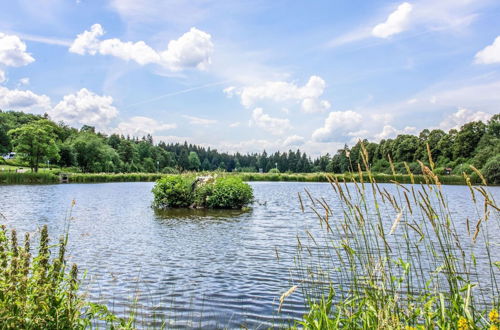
xmin=0 ymin=182 xmax=498 ymax=328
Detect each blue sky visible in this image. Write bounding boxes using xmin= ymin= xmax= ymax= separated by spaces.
xmin=0 ymin=0 xmax=499 ymax=155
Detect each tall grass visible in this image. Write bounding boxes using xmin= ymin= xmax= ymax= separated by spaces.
xmin=68 ymin=172 xmax=163 ymax=183
xmin=0 ymin=171 xmax=59 ymax=184
xmin=0 ymin=214 xmax=134 ymax=328
xmin=286 ymin=145 xmax=499 ymax=329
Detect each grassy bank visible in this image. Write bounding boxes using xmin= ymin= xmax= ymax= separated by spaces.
xmin=0 ymin=171 xmax=59 ymax=184
xmin=0 ymin=170 xmax=481 ymax=185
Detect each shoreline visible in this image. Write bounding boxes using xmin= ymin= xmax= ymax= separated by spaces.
xmin=0 ymin=171 xmax=485 ymax=185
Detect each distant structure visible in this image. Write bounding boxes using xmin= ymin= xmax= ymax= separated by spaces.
xmin=1 ymin=152 xmax=16 ymax=159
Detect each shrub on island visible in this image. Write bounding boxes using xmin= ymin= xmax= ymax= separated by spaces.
xmin=152 ymin=175 xmax=253 ymax=209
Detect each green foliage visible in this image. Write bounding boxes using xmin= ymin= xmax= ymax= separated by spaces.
xmin=152 ymin=175 xmax=253 ymax=209
xmin=7 ymin=119 xmax=60 ymax=172
xmin=0 ymin=225 xmax=129 ymax=328
xmin=481 ymin=155 xmax=500 ymax=185
xmin=152 ymin=175 xmax=195 ymax=208
xmin=195 ymin=177 xmax=253 ymax=209
xmin=268 ymin=168 xmax=280 ymax=174
xmin=188 ymin=151 xmax=201 ymax=171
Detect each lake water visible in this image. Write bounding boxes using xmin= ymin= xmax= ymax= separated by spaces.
xmin=0 ymin=182 xmax=498 ymax=328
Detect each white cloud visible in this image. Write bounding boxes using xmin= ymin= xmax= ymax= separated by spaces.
xmin=375 ymin=125 xmax=417 ymax=140
xmin=18 ymin=77 xmax=30 ymax=86
xmin=312 ymin=111 xmax=363 ymax=142
xmin=283 ymin=135 xmax=305 ymax=147
xmin=0 ymin=33 xmax=35 ymax=67
xmin=372 ymin=2 xmax=413 ymax=38
xmin=183 ymin=115 xmax=217 ymax=125
xmin=50 ymin=88 xmax=118 ymax=128
xmin=69 ymin=24 xmax=213 ymax=71
xmin=69 ymin=23 xmax=104 ymax=55
xmin=160 ymin=27 xmax=213 ymax=71
xmin=226 ymin=76 xmax=330 ymax=113
xmin=114 ymin=116 xmax=176 ymax=136
xmin=301 ymin=98 xmax=331 ymax=114
xmin=0 ymin=70 xmax=5 ymax=83
xmin=474 ymin=36 xmax=500 ymax=64
xmin=0 ymin=86 xmax=51 ymax=113
xmin=229 ymin=121 xmax=241 ymax=128
xmin=439 ymin=108 xmax=492 ymax=131
xmin=250 ymin=108 xmax=291 ymax=135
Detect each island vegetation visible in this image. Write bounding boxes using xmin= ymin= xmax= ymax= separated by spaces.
xmin=1 ymin=110 xmax=499 ymax=185
xmin=152 ymin=175 xmax=253 ymax=209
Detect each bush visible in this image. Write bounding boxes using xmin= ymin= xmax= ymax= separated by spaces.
xmin=481 ymin=155 xmax=500 ymax=185
xmin=268 ymin=168 xmax=280 ymax=174
xmin=196 ymin=177 xmax=253 ymax=209
xmin=152 ymin=175 xmax=195 ymax=208
xmin=152 ymin=175 xmax=253 ymax=209
xmin=161 ymin=166 xmax=179 ymax=174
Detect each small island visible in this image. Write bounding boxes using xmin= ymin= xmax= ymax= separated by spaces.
xmin=152 ymin=175 xmax=253 ymax=209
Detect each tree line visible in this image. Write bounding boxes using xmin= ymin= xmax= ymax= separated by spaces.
xmin=1 ymin=110 xmax=498 ymax=183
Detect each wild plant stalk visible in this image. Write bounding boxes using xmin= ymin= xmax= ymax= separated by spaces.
xmin=289 ymin=143 xmax=499 ymax=329
xmin=0 ymin=212 xmax=135 ymax=328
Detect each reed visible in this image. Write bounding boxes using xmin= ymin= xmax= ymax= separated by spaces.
xmin=68 ymin=172 xmax=164 ymax=183
xmin=286 ymin=144 xmax=499 ymax=328
xmin=0 ymin=171 xmax=59 ymax=184
xmin=0 ymin=212 xmax=134 ymax=328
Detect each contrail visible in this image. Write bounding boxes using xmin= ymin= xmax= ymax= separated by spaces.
xmin=124 ymin=79 xmax=233 ymax=108
xmin=7 ymin=31 xmax=72 ymax=47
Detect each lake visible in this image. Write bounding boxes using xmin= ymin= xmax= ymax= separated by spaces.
xmin=0 ymin=182 xmax=498 ymax=328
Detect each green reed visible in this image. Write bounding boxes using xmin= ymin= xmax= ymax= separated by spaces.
xmin=0 ymin=172 xmax=59 ymax=184
xmin=286 ymin=144 xmax=499 ymax=329
xmin=0 ymin=217 xmax=134 ymax=328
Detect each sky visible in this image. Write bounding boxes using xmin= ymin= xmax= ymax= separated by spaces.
xmin=0 ymin=0 xmax=499 ymax=156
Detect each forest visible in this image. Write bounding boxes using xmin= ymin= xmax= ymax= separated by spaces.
xmin=1 ymin=110 xmax=499 ymax=181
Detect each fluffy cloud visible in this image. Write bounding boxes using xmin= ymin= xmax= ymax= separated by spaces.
xmin=250 ymin=108 xmax=291 ymax=135
xmin=229 ymin=121 xmax=241 ymax=128
xmin=226 ymin=76 xmax=330 ymax=113
xmin=0 ymin=70 xmax=5 ymax=83
xmin=18 ymin=78 xmax=30 ymax=85
xmin=283 ymin=135 xmax=305 ymax=147
xmin=0 ymin=33 xmax=35 ymax=67
xmin=312 ymin=111 xmax=363 ymax=142
xmin=0 ymin=86 xmax=51 ymax=112
xmin=375 ymin=125 xmax=417 ymax=140
xmin=474 ymin=36 xmax=500 ymax=64
xmin=50 ymin=88 xmax=118 ymax=128
xmin=372 ymin=2 xmax=413 ymax=38
xmin=439 ymin=108 xmax=492 ymax=131
xmin=114 ymin=116 xmax=176 ymax=136
xmin=69 ymin=24 xmax=213 ymax=71
xmin=183 ymin=115 xmax=218 ymax=125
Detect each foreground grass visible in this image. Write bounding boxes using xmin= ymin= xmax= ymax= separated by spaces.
xmin=0 ymin=222 xmax=133 ymax=329
xmin=284 ymin=146 xmax=499 ymax=329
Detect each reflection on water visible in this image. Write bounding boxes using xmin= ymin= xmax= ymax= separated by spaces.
xmin=0 ymin=182 xmax=498 ymax=328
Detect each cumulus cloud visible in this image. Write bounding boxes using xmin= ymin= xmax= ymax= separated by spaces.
xmin=50 ymin=88 xmax=118 ymax=128
xmin=226 ymin=76 xmax=330 ymax=113
xmin=283 ymin=135 xmax=305 ymax=147
xmin=474 ymin=36 xmax=500 ymax=64
xmin=0 ymin=70 xmax=5 ymax=83
xmin=312 ymin=111 xmax=363 ymax=142
xmin=183 ymin=115 xmax=217 ymax=125
xmin=439 ymin=108 xmax=492 ymax=131
xmin=114 ymin=116 xmax=176 ymax=136
xmin=69 ymin=24 xmax=213 ymax=71
xmin=0 ymin=33 xmax=35 ymax=67
xmin=0 ymin=86 xmax=51 ymax=113
xmin=372 ymin=2 xmax=413 ymax=38
xmin=250 ymin=108 xmax=291 ymax=135
xmin=375 ymin=125 xmax=417 ymax=140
